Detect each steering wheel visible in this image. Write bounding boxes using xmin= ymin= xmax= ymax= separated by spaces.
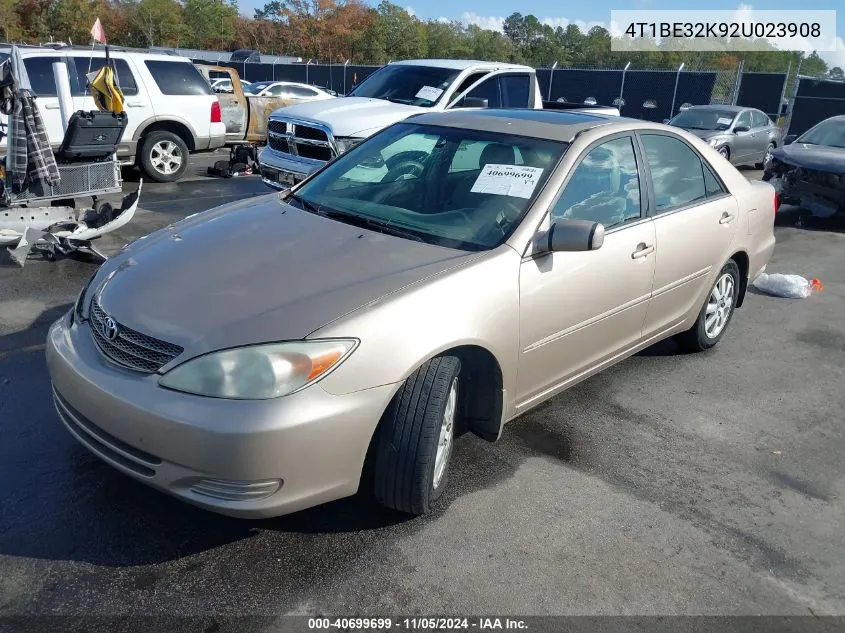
xmin=382 ymin=159 xmax=425 ymax=182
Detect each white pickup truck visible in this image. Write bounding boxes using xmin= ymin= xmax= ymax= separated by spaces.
xmin=258 ymin=59 xmax=619 ymax=189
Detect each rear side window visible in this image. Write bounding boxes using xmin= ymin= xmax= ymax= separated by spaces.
xmin=144 ymin=61 xmax=213 ymax=96
xmin=23 ymin=56 xmax=61 ymax=97
xmin=640 ymin=134 xmax=707 ymax=213
xmin=73 ymin=57 xmax=138 ymax=96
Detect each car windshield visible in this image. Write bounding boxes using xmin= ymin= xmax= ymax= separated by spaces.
xmin=287 ymin=122 xmax=567 ymax=251
xmin=348 ymin=65 xmax=461 ymax=107
xmin=244 ymin=82 xmax=271 ymax=94
xmin=670 ymin=109 xmax=738 ymax=131
xmin=798 ymin=119 xmax=845 ymax=148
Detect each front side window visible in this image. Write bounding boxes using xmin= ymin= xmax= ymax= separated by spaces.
xmin=752 ymin=110 xmax=770 ymax=128
xmin=640 ymin=134 xmax=708 ymax=213
xmin=288 ymin=123 xmax=567 ymax=251
xmin=465 ymin=77 xmax=501 ymax=108
xmin=551 ymin=136 xmax=641 ymax=229
xmin=797 ymin=119 xmax=845 ymax=147
xmin=348 ymin=65 xmax=460 ymax=107
xmin=23 ymin=57 xmax=61 ymax=97
xmin=735 ymin=111 xmax=752 ymax=130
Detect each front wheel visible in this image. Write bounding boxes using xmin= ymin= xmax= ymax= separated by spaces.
xmin=716 ymin=145 xmax=730 ymax=161
xmin=675 ymin=260 xmax=740 ymax=352
xmin=374 ymin=356 xmax=462 ymax=515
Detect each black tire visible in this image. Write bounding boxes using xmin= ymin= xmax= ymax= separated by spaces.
xmin=717 ymin=145 xmax=730 ymax=161
xmin=138 ymin=131 xmax=189 ymax=183
xmin=755 ymin=143 xmax=775 ymax=170
xmin=374 ymin=355 xmax=462 ymax=515
xmin=675 ymin=260 xmax=741 ymax=353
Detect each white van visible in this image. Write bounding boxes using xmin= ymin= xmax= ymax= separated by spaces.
xmin=1 ymin=46 xmax=226 ymax=182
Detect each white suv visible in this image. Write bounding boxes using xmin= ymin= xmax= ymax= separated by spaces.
xmin=2 ymin=47 xmax=226 ymax=182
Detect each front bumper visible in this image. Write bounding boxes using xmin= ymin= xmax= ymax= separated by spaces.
xmin=46 ymin=313 xmax=395 ymax=518
xmin=258 ymin=146 xmax=325 ymax=190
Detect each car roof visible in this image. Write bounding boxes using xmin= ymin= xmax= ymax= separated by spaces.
xmin=390 ymin=59 xmax=531 ymax=71
xmin=408 ymin=109 xmax=621 ymax=142
xmin=1 ymin=45 xmax=189 ymax=63
xmin=685 ymin=104 xmax=749 ymax=113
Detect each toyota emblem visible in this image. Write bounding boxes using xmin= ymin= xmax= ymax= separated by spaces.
xmin=102 ymin=316 xmax=120 ymax=341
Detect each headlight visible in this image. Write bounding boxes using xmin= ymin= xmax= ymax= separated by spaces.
xmin=334 ymin=137 xmax=363 ymax=154
xmin=708 ymin=138 xmax=721 ymax=147
xmin=74 ymin=272 xmax=98 ymax=322
xmin=158 ymin=339 xmax=358 ymax=400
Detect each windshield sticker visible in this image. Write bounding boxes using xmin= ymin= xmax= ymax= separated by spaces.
xmin=471 ymin=164 xmax=545 ymax=199
xmin=717 ymin=117 xmax=733 ymax=125
xmin=415 ymin=86 xmax=444 ymax=102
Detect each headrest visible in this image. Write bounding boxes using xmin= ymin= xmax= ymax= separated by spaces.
xmin=480 ymin=143 xmax=516 ymax=167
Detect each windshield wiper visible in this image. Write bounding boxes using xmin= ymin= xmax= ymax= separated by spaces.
xmin=286 ymin=193 xmax=324 ymax=215
xmin=320 ymin=208 xmax=428 ymax=243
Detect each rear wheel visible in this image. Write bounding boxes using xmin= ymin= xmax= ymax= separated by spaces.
xmin=139 ymin=131 xmax=189 ymax=182
xmin=374 ymin=356 xmax=462 ymax=516
xmin=756 ymin=143 xmax=775 ymax=170
xmin=675 ymin=260 xmax=740 ymax=352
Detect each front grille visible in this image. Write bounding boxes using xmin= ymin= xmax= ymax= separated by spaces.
xmin=89 ymin=299 xmax=183 ymax=373
xmin=266 ymin=118 xmax=335 ymax=161
xmin=294 ymin=125 xmax=328 ymax=142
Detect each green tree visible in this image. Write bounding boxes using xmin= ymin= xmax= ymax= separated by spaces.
xmin=425 ymin=20 xmax=471 ymax=60
xmin=126 ymin=0 xmax=185 ymax=47
xmin=0 ymin=0 xmax=23 ymax=41
xmin=377 ymin=1 xmax=426 ymax=60
xmin=466 ymin=24 xmax=513 ymax=62
xmin=801 ymin=51 xmax=828 ymax=77
xmin=183 ymin=0 xmax=238 ymax=49
xmin=827 ymin=66 xmax=843 ymax=80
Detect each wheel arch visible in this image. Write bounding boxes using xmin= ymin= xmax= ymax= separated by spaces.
xmin=730 ymin=250 xmax=750 ymax=307
xmin=134 ymin=118 xmax=197 ymax=152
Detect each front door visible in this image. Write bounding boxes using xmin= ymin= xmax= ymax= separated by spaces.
xmin=731 ymin=110 xmax=755 ymax=162
xmin=517 ymin=135 xmax=656 ymax=410
xmin=637 ymin=132 xmax=740 ymax=336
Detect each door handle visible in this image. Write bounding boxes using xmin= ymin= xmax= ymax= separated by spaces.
xmin=44 ymin=104 xmax=60 ymax=110
xmin=631 ymin=243 xmax=655 ymax=259
xmin=719 ymin=211 xmax=736 ymax=224
xmin=127 ymin=102 xmax=145 ymax=108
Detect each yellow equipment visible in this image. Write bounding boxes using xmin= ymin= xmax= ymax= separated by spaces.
xmin=86 ymin=64 xmax=125 ymax=114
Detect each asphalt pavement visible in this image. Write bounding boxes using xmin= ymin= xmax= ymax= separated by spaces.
xmin=1 ymin=158 xmax=843 ymax=624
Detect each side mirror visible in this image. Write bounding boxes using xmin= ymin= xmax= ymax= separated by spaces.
xmin=733 ymin=125 xmax=750 ymax=133
xmin=784 ymin=134 xmax=797 ymax=145
xmin=543 ymin=219 xmax=605 ymax=253
xmin=459 ymin=96 xmax=489 ymax=108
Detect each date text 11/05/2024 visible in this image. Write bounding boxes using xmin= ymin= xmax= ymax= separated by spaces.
xmin=623 ymin=21 xmax=821 ymax=38
xmin=307 ymin=618 xmax=529 ymax=630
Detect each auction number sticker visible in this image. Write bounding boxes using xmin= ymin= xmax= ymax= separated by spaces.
xmin=471 ymin=164 xmax=544 ymax=199
xmin=415 ymin=86 xmax=444 ymax=102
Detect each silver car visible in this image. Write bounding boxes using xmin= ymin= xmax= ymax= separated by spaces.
xmin=47 ymin=110 xmax=776 ymax=519
xmin=668 ymin=105 xmax=782 ymax=168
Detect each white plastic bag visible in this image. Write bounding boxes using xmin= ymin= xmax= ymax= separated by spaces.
xmin=752 ymin=273 xmax=824 ymax=299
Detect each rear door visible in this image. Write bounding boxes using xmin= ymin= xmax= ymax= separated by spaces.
xmin=21 ymin=55 xmax=67 ymax=146
xmin=143 ymin=59 xmax=216 ymax=140
xmin=637 ymin=132 xmax=739 ymax=337
xmin=70 ymin=54 xmax=152 ymax=155
xmin=446 ymin=69 xmax=537 ymax=110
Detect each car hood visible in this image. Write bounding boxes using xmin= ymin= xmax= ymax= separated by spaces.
xmin=268 ymin=97 xmax=425 ymax=137
xmin=681 ymin=128 xmax=730 ymax=141
xmin=94 ymin=194 xmax=476 ymax=361
xmin=771 ymin=143 xmax=845 ymax=174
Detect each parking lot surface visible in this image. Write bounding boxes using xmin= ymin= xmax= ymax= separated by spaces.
xmin=1 ymin=160 xmax=843 ymax=619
